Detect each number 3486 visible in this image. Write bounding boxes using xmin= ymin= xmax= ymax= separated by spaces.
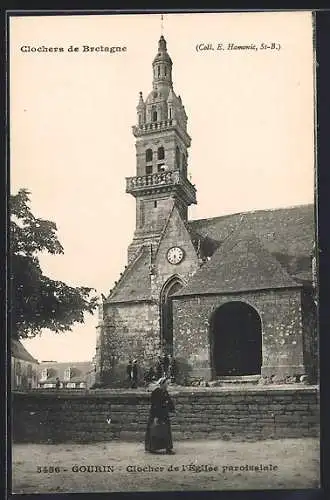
xmin=37 ymin=466 xmax=61 ymax=473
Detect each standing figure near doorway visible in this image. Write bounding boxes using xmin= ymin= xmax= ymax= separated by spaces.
xmin=131 ymin=359 xmax=139 ymax=388
xmin=126 ymin=359 xmax=133 ymax=387
xmin=169 ymin=355 xmax=177 ymax=383
xmin=163 ymin=353 xmax=170 ymax=377
xmin=155 ymin=356 xmax=163 ymax=379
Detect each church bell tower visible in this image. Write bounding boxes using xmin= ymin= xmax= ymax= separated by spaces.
xmin=126 ymin=35 xmax=197 ymax=262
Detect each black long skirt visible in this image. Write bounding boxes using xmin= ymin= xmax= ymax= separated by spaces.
xmin=145 ymin=415 xmax=173 ymax=452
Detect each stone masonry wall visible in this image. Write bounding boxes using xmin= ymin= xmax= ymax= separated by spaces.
xmin=100 ymin=302 xmax=160 ymax=386
xmin=12 ymin=387 xmax=319 ymax=444
xmin=173 ymin=288 xmax=306 ymax=380
xmin=301 ymin=288 xmax=318 ymax=381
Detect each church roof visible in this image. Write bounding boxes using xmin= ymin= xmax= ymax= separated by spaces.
xmin=145 ymin=87 xmax=171 ymax=104
xmin=175 ymin=204 xmax=315 ymax=297
xmin=106 ymin=204 xmax=314 ymax=302
xmin=190 ymin=204 xmax=314 ymax=276
xmin=107 ymin=246 xmax=152 ymax=303
xmin=173 ymin=234 xmax=298 ymax=297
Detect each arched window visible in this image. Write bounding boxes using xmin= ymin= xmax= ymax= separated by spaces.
xmin=160 ymin=276 xmax=184 ymax=355
xmin=146 ymin=149 xmax=153 ymax=162
xmin=138 ymin=114 xmax=142 ymax=125
xmin=169 ymin=108 xmax=172 ymax=119
xmin=176 ymin=146 xmax=181 ymax=168
xmin=158 ymin=65 xmax=161 ymax=77
xmin=158 ymin=146 xmax=165 ymax=160
xmin=164 ymin=66 xmax=167 ymax=76
xmin=152 ymin=110 xmax=158 ymax=122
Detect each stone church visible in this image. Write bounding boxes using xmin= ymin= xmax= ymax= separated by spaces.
xmin=95 ymin=35 xmax=317 ymax=386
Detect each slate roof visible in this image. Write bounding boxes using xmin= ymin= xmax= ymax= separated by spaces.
xmin=11 ymin=340 xmax=39 ymax=364
xmin=174 ymin=204 xmax=314 ymax=297
xmin=107 ymin=246 xmax=152 ymax=303
xmin=105 ymin=204 xmax=314 ymax=301
xmin=174 ymin=234 xmax=299 ymax=296
xmin=38 ymin=361 xmax=93 ymax=383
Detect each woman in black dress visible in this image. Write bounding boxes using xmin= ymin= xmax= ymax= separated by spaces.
xmin=145 ymin=377 xmax=175 ymax=454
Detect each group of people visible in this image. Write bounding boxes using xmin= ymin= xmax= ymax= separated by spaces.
xmin=147 ymin=353 xmax=177 ymax=384
xmin=126 ymin=354 xmax=177 ymax=388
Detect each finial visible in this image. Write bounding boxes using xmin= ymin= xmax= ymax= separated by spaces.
xmin=161 ymin=14 xmax=164 ymax=36
xmin=137 ymin=91 xmax=145 ymax=109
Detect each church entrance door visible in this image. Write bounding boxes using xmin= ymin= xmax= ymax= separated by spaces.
xmin=160 ymin=277 xmax=183 ymax=355
xmin=211 ymin=301 xmax=262 ymax=376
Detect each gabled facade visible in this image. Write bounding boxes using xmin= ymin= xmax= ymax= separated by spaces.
xmin=95 ymin=36 xmax=317 ymax=387
xmin=11 ymin=340 xmax=39 ymax=390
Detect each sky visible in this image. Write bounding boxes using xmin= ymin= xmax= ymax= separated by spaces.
xmin=9 ymin=11 xmax=315 ymax=362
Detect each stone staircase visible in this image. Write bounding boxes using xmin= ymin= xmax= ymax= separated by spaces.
xmin=210 ymin=375 xmax=261 ymax=387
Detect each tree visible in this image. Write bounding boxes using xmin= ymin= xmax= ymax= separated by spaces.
xmin=10 ymin=188 xmax=98 ymax=340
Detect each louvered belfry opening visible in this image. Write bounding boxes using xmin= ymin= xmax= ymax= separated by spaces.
xmin=211 ymin=302 xmax=262 ymax=377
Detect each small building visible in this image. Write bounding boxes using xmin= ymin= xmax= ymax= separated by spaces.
xmin=11 ymin=339 xmax=39 ymax=390
xmin=38 ymin=361 xmax=94 ymax=389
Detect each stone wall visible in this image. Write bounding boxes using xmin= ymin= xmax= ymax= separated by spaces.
xmin=12 ymin=387 xmax=319 ymax=444
xmin=99 ymin=302 xmax=160 ymax=386
xmin=172 ymin=288 xmax=308 ymax=380
xmin=301 ymin=288 xmax=318 ymax=380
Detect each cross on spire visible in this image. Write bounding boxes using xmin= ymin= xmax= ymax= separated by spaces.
xmin=161 ymin=14 xmax=164 ymax=35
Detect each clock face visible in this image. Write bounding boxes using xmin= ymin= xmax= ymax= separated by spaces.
xmin=167 ymin=246 xmax=184 ymax=265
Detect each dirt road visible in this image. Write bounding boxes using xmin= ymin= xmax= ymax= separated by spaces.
xmin=12 ymin=437 xmax=320 ymax=493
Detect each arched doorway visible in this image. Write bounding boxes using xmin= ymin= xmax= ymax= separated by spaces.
xmin=210 ymin=301 xmax=262 ymax=376
xmin=160 ymin=276 xmax=184 ymax=355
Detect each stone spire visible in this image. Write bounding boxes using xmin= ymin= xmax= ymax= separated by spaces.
xmin=136 ymin=91 xmax=146 ymax=125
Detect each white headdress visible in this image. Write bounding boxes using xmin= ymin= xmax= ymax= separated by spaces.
xmin=156 ymin=377 xmax=167 ymax=386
